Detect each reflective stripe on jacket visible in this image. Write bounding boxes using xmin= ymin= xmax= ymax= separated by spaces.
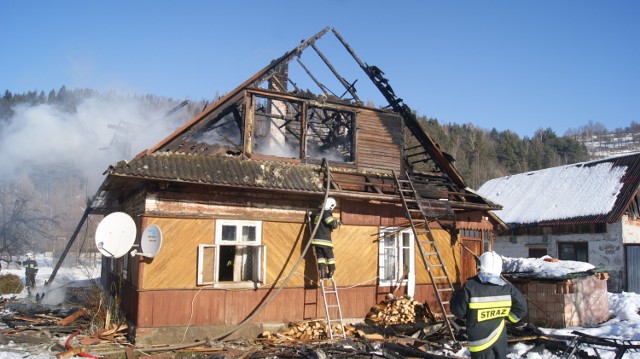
xmin=311 ymin=210 xmax=339 ymax=246
xmin=450 ymin=276 xmax=528 ymax=353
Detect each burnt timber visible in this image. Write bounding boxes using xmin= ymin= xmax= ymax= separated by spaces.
xmin=53 ymin=27 xmax=501 ymax=345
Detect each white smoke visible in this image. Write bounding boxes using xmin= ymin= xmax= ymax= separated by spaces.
xmin=0 ymin=93 xmax=188 ymax=193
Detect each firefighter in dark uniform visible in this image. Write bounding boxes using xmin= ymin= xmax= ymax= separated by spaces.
xmin=17 ymin=252 xmax=39 ymax=292
xmin=451 ymin=251 xmax=528 ymax=359
xmin=311 ymin=197 xmax=341 ymax=279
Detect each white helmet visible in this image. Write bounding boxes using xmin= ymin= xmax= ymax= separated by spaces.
xmin=324 ymin=197 xmax=337 ymax=211
xmin=479 ymin=251 xmax=502 ymax=276
xmin=26 ymin=252 xmax=34 ymax=260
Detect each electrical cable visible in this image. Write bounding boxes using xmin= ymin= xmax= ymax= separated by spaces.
xmin=208 ymin=159 xmax=333 ymax=341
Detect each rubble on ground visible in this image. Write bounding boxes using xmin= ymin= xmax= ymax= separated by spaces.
xmin=0 ymin=290 xmax=638 ymax=358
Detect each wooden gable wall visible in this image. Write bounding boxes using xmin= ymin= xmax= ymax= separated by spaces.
xmin=354 ymin=108 xmax=403 ymax=174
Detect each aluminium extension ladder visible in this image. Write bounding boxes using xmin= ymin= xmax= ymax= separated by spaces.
xmin=319 ymin=276 xmax=347 ymax=340
xmin=308 ymin=209 xmax=347 ymax=340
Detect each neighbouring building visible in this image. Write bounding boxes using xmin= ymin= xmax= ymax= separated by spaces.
xmin=87 ymin=28 xmax=500 ymax=345
xmin=477 ymin=152 xmax=640 ymax=293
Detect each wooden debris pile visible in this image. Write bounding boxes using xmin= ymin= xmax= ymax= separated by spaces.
xmin=2 ymin=306 xmax=89 ymax=337
xmin=365 ymin=294 xmax=426 ymax=325
xmin=75 ymin=323 xmax=129 ymax=345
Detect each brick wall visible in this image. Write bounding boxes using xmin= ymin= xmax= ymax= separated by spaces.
xmin=510 ymin=275 xmax=609 ymax=328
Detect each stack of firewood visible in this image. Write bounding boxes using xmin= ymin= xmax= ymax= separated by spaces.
xmin=258 ymin=320 xmax=357 ymax=340
xmin=365 ymin=294 xmax=423 ymax=325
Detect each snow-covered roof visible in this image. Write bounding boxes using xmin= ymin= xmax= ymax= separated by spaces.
xmin=476 ymin=152 xmax=640 ymax=225
xmin=502 ymin=256 xmax=595 ymax=279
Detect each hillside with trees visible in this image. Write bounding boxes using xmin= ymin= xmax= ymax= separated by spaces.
xmin=418 ymin=118 xmax=590 ymax=189
xmin=0 ymin=87 xmax=636 ymax=256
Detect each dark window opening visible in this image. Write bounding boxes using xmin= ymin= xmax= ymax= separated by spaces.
xmin=558 ymin=242 xmax=588 ymax=262
xmin=528 ymin=248 xmax=548 ymax=258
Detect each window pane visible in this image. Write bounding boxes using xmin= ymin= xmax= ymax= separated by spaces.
xmin=402 ymin=232 xmax=410 ymax=248
xmin=559 ymin=244 xmax=576 ymax=260
xmin=576 ymin=244 xmax=588 ymax=262
xmin=242 ymin=226 xmax=256 ymax=242
xmin=402 ymin=247 xmax=410 ymax=275
xmin=384 ymin=235 xmax=397 ymax=248
xmin=384 ymin=247 xmax=396 ymax=280
xmin=221 ymin=225 xmax=236 ymax=242
xmin=219 ymin=246 xmax=235 ymax=281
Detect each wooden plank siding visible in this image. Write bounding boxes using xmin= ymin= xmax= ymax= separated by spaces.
xmin=414 ymin=230 xmax=461 ymax=285
xmin=355 ymin=110 xmax=403 ymax=174
xmin=134 ymin=283 xmax=448 ymax=327
xmin=140 ymin=217 xmax=213 ymax=289
xmin=121 ymin=194 xmax=468 ymax=329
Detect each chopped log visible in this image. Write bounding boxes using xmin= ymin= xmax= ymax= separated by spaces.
xmin=138 ymin=353 xmax=174 ymax=359
xmin=101 ymin=323 xmax=128 ymax=336
xmin=13 ymin=316 xmax=45 ymax=324
xmin=59 ymin=308 xmax=88 ymax=326
xmin=56 ymin=348 xmax=82 ymax=359
xmin=79 ymin=336 xmax=103 ymax=345
xmin=364 ymin=333 xmax=384 ymax=340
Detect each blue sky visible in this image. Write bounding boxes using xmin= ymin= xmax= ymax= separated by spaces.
xmin=2 ymin=0 xmax=638 ymax=137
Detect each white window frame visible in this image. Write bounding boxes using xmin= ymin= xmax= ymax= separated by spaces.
xmin=197 ymin=220 xmax=266 ymax=288
xmin=378 ymin=228 xmax=415 ymax=293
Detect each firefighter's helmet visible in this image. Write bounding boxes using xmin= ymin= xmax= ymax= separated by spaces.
xmin=479 ymin=251 xmax=502 ymax=276
xmin=324 ymin=197 xmax=337 ymax=211
xmin=26 ymin=252 xmax=34 ymax=260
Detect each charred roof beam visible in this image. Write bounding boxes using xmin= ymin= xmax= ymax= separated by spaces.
xmin=310 ymin=43 xmax=360 ymax=103
xmin=296 ymin=58 xmax=336 ymax=97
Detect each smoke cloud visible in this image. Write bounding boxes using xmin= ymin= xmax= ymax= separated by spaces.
xmin=0 ymin=93 xmax=189 ymax=193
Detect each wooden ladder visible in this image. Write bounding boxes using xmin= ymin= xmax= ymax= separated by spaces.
xmin=393 ymin=170 xmax=458 ymax=342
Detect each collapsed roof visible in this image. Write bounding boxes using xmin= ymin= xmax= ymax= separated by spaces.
xmin=92 ymin=27 xmax=498 ymax=218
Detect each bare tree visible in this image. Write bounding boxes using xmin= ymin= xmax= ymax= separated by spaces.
xmin=0 ymin=185 xmax=60 ymax=259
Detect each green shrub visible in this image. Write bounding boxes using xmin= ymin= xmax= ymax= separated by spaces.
xmin=0 ymin=273 xmax=24 ymax=294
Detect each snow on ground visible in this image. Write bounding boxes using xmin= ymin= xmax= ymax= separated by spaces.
xmin=0 ymin=254 xmax=639 ymax=358
xmin=0 ymin=253 xmax=101 ymax=359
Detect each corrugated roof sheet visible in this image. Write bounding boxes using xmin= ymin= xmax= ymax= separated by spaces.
xmin=477 ymin=152 xmax=640 ymax=226
xmin=106 ymin=152 xmax=324 ymax=192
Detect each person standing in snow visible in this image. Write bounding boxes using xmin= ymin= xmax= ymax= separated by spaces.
xmin=451 ymin=251 xmax=528 ymax=359
xmin=16 ymin=252 xmax=39 ymax=290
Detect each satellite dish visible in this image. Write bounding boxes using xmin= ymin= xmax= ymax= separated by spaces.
xmin=130 ymin=224 xmax=163 ymax=258
xmin=95 ymin=212 xmax=136 ymax=258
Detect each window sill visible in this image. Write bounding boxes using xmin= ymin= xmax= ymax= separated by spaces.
xmin=378 ymin=280 xmax=408 ymax=287
xmin=213 ymin=281 xmax=262 ymax=290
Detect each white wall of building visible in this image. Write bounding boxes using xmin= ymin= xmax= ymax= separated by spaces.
xmin=494 ymin=222 xmax=625 ymax=292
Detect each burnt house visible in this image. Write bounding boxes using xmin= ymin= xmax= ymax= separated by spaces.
xmin=89 ymin=27 xmax=499 ymax=345
xmin=477 ymin=152 xmax=640 ymax=293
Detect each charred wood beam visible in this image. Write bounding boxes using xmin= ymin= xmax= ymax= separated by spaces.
xmin=246 ymin=88 xmax=359 ymax=112
xmin=310 ymin=43 xmax=360 ymax=102
xmin=269 ymin=73 xmax=287 ymax=93
xmin=364 ymin=175 xmax=385 ymax=194
xmin=231 ymin=106 xmax=244 ymax=134
xmin=146 ymin=28 xmax=329 ymax=156
xmin=332 ymin=28 xmax=466 ymax=187
xmin=287 ymin=78 xmax=300 ymax=92
xmin=252 ymin=27 xmax=330 ymax=87
xmin=296 ymin=58 xmax=336 ymax=97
